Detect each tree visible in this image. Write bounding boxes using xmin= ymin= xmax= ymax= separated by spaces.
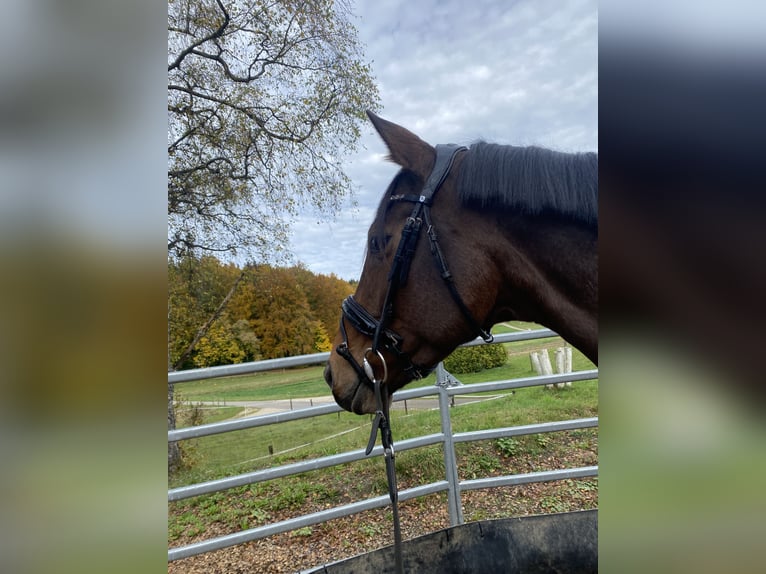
xmin=313 ymin=323 xmax=332 ymax=353
xmin=167 ymin=0 xmax=377 ymax=472
xmin=293 ymin=266 xmax=354 ymax=337
xmin=245 ymin=265 xmax=320 ymax=358
xmin=168 ymin=255 xmax=245 ymax=472
xmin=192 ymin=321 xmax=256 ymax=367
xmin=168 ymin=255 xmax=244 ymax=369
xmin=168 ymin=0 xmax=380 ymax=260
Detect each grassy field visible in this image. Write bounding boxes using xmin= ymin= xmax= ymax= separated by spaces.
xmin=169 ymin=326 xmax=598 ymax=572
xmin=171 ymin=370 xmax=597 ymax=486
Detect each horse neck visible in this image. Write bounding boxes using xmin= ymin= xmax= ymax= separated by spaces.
xmin=491 ymin=216 xmax=598 ymax=363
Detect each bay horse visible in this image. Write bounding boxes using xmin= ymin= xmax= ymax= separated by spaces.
xmin=324 ymin=112 xmax=597 ymax=415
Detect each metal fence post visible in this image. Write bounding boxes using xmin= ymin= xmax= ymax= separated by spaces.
xmin=437 ymin=370 xmax=463 ymax=526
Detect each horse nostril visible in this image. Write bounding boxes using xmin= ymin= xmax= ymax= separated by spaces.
xmin=323 ymin=363 xmax=333 ymax=388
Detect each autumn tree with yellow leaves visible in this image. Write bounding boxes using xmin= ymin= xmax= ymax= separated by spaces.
xmin=169 ymin=257 xmax=353 ymax=368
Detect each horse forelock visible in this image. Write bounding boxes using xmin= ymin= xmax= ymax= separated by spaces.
xmin=456 ymin=142 xmax=598 ymax=226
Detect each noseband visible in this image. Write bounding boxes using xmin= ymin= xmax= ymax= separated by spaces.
xmin=336 ymin=144 xmax=494 ymax=395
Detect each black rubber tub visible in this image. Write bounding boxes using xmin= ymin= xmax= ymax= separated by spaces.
xmin=303 ymin=510 xmax=597 ymax=574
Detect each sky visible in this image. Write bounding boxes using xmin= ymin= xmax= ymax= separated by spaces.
xmin=289 ymin=0 xmax=598 ymax=280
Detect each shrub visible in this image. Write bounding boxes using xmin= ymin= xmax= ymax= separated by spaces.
xmin=443 ymin=343 xmax=507 ymax=374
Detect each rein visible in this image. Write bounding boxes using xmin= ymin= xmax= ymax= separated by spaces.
xmin=336 ymin=144 xmax=495 ymax=574
xmin=362 ymin=351 xmax=403 ymax=573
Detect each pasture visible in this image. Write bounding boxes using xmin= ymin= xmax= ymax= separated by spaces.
xmin=169 ymin=329 xmax=597 ymax=572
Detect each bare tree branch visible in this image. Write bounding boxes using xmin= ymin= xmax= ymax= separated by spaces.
xmin=168 ymin=0 xmax=230 ymax=72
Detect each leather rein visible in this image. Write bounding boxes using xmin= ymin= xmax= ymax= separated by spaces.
xmin=334 ymin=144 xmax=494 ymax=573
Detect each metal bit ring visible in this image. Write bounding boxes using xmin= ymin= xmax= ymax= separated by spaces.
xmin=363 ymin=348 xmax=388 ymax=384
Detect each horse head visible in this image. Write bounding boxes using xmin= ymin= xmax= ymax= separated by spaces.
xmin=324 ymin=113 xmax=500 ymax=414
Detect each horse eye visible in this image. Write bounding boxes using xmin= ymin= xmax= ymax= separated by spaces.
xmin=369 ymin=235 xmax=391 ymax=254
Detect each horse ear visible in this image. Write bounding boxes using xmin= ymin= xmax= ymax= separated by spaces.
xmin=366 ymin=111 xmax=434 ymax=176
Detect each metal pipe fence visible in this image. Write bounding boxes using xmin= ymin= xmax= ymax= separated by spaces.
xmin=168 ymin=329 xmax=598 ymax=562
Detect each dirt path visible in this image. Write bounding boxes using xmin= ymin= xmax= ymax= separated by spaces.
xmin=197 ymin=394 xmax=504 ymax=417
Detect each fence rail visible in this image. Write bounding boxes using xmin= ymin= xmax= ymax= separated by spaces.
xmin=167 ymin=329 xmax=558 ymax=385
xmin=168 ymin=329 xmax=598 ymax=563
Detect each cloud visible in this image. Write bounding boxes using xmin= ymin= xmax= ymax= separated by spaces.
xmin=290 ymin=0 xmax=597 ymax=278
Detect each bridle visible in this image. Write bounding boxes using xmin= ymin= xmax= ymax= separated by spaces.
xmin=336 ymin=144 xmax=493 ymax=396
xmin=333 ymin=144 xmax=494 ymax=573
xmin=336 ymin=143 xmax=493 ymax=400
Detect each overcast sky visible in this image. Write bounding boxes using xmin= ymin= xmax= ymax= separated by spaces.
xmin=289 ymin=0 xmax=598 ymax=280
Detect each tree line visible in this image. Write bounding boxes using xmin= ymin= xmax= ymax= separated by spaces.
xmin=169 ymin=256 xmax=355 ymax=370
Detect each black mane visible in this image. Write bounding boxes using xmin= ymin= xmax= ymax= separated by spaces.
xmin=457 ymin=142 xmax=598 ymax=226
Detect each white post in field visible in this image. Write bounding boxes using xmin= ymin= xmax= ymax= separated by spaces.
xmin=539 ymin=348 xmax=553 ymax=375
xmin=530 ymin=351 xmax=542 ymax=375
xmin=537 ymin=348 xmax=553 ymax=387
xmin=553 ymin=346 xmax=573 ymax=388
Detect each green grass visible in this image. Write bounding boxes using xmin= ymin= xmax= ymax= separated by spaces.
xmin=175 ymin=366 xmax=329 ymax=403
xmin=170 ymin=408 xmax=372 ymax=487
xmin=174 ymin=405 xmax=244 ymax=429
xmin=171 ymin=376 xmax=598 ymax=489
xmin=170 ymin=375 xmax=598 ymax=549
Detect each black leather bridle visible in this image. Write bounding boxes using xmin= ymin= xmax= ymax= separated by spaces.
xmin=336 ymin=143 xmax=494 ymax=399
xmin=333 ymin=144 xmax=495 ymax=573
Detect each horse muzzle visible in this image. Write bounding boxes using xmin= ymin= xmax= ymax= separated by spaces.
xmin=324 ymin=359 xmax=379 ymax=414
